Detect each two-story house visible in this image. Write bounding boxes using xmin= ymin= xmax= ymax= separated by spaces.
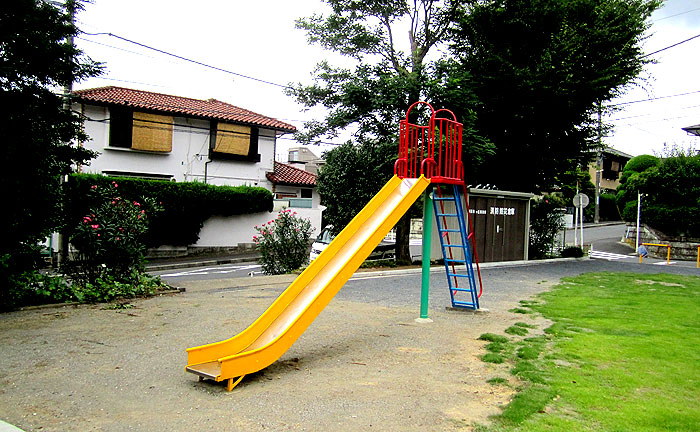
xmin=72 ymin=86 xmax=322 ymax=250
xmin=73 ymin=86 xmax=296 ymax=187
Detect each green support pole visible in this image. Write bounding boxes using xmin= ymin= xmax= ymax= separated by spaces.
xmin=420 ymin=186 xmax=433 ymax=319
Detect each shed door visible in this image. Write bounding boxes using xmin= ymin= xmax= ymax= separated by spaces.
xmin=467 ymin=196 xmax=528 ymax=262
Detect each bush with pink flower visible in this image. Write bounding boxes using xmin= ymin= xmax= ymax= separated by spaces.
xmin=63 ymin=181 xmax=163 ymax=299
xmin=254 ymin=209 xmax=313 ymax=275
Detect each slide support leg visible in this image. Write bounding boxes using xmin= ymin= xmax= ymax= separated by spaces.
xmin=420 ymin=186 xmax=433 ymax=319
xmin=227 ymin=375 xmax=245 ymax=392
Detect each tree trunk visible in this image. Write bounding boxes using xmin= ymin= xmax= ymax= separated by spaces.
xmin=395 ymin=213 xmax=412 ymax=264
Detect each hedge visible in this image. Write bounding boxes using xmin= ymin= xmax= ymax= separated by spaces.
xmin=64 ymin=174 xmax=273 ymax=246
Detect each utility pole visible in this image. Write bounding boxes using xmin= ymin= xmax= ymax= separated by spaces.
xmin=57 ymin=0 xmax=76 ymax=265
xmin=594 ymin=103 xmax=602 ymax=224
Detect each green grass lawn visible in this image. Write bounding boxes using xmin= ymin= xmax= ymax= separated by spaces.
xmin=478 ymin=272 xmax=700 ymax=431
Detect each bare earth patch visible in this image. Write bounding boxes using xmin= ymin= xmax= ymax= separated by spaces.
xmin=0 ymin=274 xmax=552 ymax=431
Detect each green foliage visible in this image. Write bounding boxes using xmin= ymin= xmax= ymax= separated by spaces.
xmin=0 ymin=0 xmax=101 ymax=302
xmin=72 ymin=273 xmax=164 ymax=304
xmin=478 ymin=333 xmax=509 ymax=343
xmin=0 ymin=257 xmax=74 ymax=311
xmin=561 ymin=246 xmax=584 ymax=258
xmin=616 ymin=153 xmax=700 ymax=236
xmin=505 ymin=325 xmax=529 ymax=336
xmin=317 ymin=140 xmax=396 ymax=235
xmin=623 ymin=154 xmax=661 ymax=175
xmin=63 ymin=180 xmax=161 ymax=288
xmin=65 ymin=173 xmax=273 ymax=246
xmin=480 ymin=353 xmax=505 ymax=364
xmin=599 ymin=193 xmax=620 ymax=221
xmin=529 ymin=194 xmax=565 ymax=259
xmin=289 ymin=1 xmax=493 ymax=262
xmin=254 ymin=209 xmax=314 ymax=275
xmin=451 ymin=0 xmax=661 ymax=192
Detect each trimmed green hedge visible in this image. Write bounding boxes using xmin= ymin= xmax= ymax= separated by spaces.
xmin=64 ymin=174 xmax=273 ymax=246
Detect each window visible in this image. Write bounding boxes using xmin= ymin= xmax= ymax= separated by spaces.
xmin=109 ymin=107 xmax=133 ymax=148
xmin=131 ymin=112 xmax=173 ymax=152
xmin=209 ymin=121 xmax=260 ymax=162
xmin=109 ymin=108 xmax=173 ymax=152
xmin=301 ymin=188 xmax=312 ymax=199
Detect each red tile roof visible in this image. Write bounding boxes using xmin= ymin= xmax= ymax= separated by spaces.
xmin=266 ymin=161 xmax=317 ymax=186
xmin=73 ymin=86 xmax=296 ymax=132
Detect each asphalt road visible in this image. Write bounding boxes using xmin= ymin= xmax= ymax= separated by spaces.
xmin=151 ymin=221 xmax=698 ymax=285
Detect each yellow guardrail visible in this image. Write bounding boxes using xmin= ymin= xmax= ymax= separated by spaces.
xmin=640 ymin=243 xmax=671 ymax=265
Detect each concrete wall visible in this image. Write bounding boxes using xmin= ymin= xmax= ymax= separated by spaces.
xmin=625 ymin=223 xmax=700 ymax=260
xmin=194 ymin=208 xmax=323 ymax=248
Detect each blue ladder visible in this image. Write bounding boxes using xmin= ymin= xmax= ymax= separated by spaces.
xmin=432 ymin=185 xmax=479 ymax=310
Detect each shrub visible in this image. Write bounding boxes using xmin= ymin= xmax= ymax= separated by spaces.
xmin=616 ymin=153 xmax=700 ymax=237
xmin=254 ymin=209 xmax=314 ymax=275
xmin=63 ymin=180 xmax=161 ymax=291
xmin=561 ymin=246 xmax=584 ymax=258
xmin=0 ymin=256 xmax=75 ymax=311
xmin=529 ymin=194 xmax=565 ymax=259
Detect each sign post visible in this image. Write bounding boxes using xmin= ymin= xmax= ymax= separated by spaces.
xmin=573 ymin=193 xmax=589 ymax=249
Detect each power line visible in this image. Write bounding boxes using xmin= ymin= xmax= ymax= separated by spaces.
xmin=642 ymin=32 xmax=700 ymax=58
xmin=609 ymin=103 xmax=700 ymax=122
xmin=82 ymin=32 xmax=289 ymax=88
xmin=608 ymin=89 xmax=700 ymax=106
xmin=652 ymin=6 xmax=700 ymax=23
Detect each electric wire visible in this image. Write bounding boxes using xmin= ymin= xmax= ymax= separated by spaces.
xmin=81 ymin=32 xmax=288 ymax=88
xmin=641 ymin=32 xmax=700 ymax=58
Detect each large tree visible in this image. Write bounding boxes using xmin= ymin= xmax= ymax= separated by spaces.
xmin=450 ymin=0 xmax=661 ymax=192
xmin=1 ymin=1 xmax=100 ymax=281
xmin=288 ymin=0 xmax=491 ymax=262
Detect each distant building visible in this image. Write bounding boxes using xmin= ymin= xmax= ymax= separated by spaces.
xmin=588 ymin=147 xmax=633 ymax=193
xmin=286 ymin=146 xmax=325 ymax=175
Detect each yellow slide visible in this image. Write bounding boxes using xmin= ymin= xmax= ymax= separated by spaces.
xmin=186 ymin=175 xmax=429 ymax=390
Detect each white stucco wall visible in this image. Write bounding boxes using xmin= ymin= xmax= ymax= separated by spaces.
xmin=77 ymin=104 xmax=276 ymax=188
xmin=194 ymin=208 xmax=323 ymax=247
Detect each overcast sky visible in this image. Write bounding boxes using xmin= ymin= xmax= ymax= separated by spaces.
xmin=73 ymin=0 xmax=700 ymax=161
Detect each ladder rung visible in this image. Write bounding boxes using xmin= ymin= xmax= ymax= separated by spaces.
xmin=451 ymin=288 xmax=475 ymax=293
xmin=444 ymin=244 xmax=465 ymax=248
xmin=436 ymin=213 xmax=458 ymax=217
xmin=445 ymin=258 xmax=467 ymax=263
xmin=433 ymin=197 xmax=455 ymax=201
xmin=446 ymin=273 xmax=470 ymax=278
xmin=452 ymin=302 xmax=477 ymax=308
xmin=438 ymin=228 xmax=461 ymax=233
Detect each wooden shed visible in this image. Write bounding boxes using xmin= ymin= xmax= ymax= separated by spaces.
xmin=430 ymin=188 xmax=533 ymax=263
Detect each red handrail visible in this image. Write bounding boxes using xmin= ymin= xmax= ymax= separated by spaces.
xmin=394 ymin=102 xmax=464 ymax=185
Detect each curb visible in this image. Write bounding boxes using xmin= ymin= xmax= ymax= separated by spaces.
xmin=145 ymin=255 xmax=259 ymax=272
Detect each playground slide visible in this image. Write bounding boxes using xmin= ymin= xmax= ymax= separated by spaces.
xmin=186 ymin=175 xmax=430 ymax=390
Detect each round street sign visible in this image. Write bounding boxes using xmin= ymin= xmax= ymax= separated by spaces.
xmin=573 ymin=193 xmax=589 ymax=208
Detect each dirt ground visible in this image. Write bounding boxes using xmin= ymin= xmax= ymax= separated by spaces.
xmin=0 ymin=270 xmax=554 ymax=431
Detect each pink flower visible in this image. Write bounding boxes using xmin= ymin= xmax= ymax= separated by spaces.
xmin=83 ymin=216 xmax=92 ymax=223
xmin=112 ymin=181 xmax=118 ymax=188
xmin=119 ymin=227 xmax=124 ymax=232
xmin=133 ymin=201 xmax=140 ymax=207
xmin=91 ymin=224 xmax=99 ymax=229
xmin=116 ymin=237 xmax=120 ymax=241
xmin=90 ymin=185 xmax=97 ymax=190
xmin=111 ymin=201 xmax=116 ymax=205
xmin=97 ymin=233 xmax=101 ymax=237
